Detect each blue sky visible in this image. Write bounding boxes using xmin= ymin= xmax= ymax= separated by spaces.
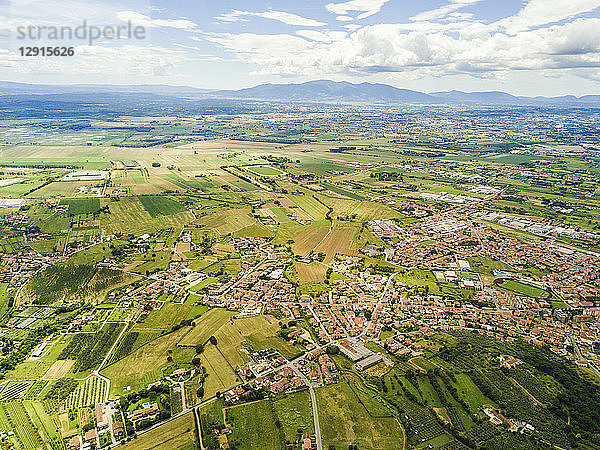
xmin=1 ymin=0 xmax=600 ymax=95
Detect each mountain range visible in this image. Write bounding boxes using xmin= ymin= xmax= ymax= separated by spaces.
xmin=1 ymin=80 xmax=598 ymax=106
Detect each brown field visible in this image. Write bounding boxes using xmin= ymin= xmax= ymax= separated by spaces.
xmin=118 ymin=411 xmax=197 ymax=450
xmin=199 ymin=345 xmax=240 ymax=398
xmin=148 ymin=173 xmax=183 ymax=191
xmin=314 ymin=224 xmax=359 ymax=262
xmin=292 ymin=225 xmax=330 ymax=256
xmin=43 ymin=360 xmax=74 ymax=380
xmin=296 ymin=262 xmax=327 ymax=282
xmin=175 ymin=242 xmax=191 ymax=253
xmin=178 ymin=308 xmax=235 ymax=347
xmin=194 ymin=209 xmax=255 ymax=235
xmin=175 ymin=138 xmax=283 ymax=151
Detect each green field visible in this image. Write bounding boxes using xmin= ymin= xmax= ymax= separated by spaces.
xmin=60 ymin=197 xmax=101 ymax=216
xmin=317 ymin=382 xmax=405 ymax=449
xmin=246 ymin=165 xmax=283 ymax=176
xmin=226 ymin=400 xmax=285 ymax=450
xmin=101 ymin=326 xmax=190 ymax=393
xmin=139 ymin=195 xmax=187 ymax=217
xmin=498 ymin=280 xmax=548 ymax=298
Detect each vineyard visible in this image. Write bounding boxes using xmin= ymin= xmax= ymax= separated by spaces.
xmin=0 ymin=382 xmax=30 ymax=400
xmin=170 ymin=385 xmax=183 ymax=415
xmin=66 ymin=376 xmax=106 ymax=408
xmin=45 ymin=378 xmax=80 ymax=403
xmin=23 ymin=380 xmax=49 ymax=400
xmin=58 ymin=322 xmax=124 ymax=372
xmin=3 ymin=401 xmax=44 ymax=449
xmin=398 ymin=397 xmax=446 ymax=443
xmin=23 ymin=400 xmax=66 ymax=450
xmin=509 ymin=366 xmax=555 ymax=405
xmin=19 ymin=264 xmax=126 ymax=305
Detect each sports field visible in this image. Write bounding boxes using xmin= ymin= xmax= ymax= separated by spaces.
xmin=497 ymin=279 xmax=549 ymax=298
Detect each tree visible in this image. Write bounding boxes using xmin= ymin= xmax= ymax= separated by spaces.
xmin=209 ymin=336 xmax=218 ymax=345
xmin=192 ymin=357 xmax=201 ymax=366
xmin=325 ymin=345 xmax=339 ymax=355
xmin=195 ymin=343 xmax=204 ymax=354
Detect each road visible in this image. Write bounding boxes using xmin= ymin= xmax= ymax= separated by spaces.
xmin=361 ymin=273 xmax=396 ymax=337
xmin=289 ymin=361 xmax=323 ymax=450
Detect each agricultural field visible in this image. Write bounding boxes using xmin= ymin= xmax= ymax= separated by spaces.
xmin=295 ymin=261 xmax=327 ymax=282
xmin=60 ymin=197 xmax=101 ymax=216
xmin=118 ymin=411 xmax=198 ymax=450
xmin=17 ymin=264 xmax=131 ymax=306
xmin=101 ymin=326 xmax=190 ymax=394
xmin=195 ymin=208 xmax=255 ymax=236
xmin=317 ymin=382 xmax=405 ymax=450
xmin=139 ymin=195 xmax=187 ymax=217
xmin=102 ymin=196 xmax=193 ymax=234
xmin=272 ymin=391 xmax=315 ymax=441
xmin=2 ymin=84 xmax=600 ymax=450
xmin=226 ymin=400 xmax=285 ymax=450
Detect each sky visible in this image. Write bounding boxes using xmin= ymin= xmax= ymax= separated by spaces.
xmin=1 ymin=0 xmax=600 ymax=96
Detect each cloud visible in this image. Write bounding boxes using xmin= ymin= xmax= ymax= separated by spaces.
xmin=216 ymin=9 xmax=325 ymax=27
xmin=297 ymin=30 xmax=348 ymax=43
xmin=326 ymin=0 xmax=390 ymax=20
xmin=410 ymin=0 xmax=481 ymax=22
xmin=117 ymin=11 xmax=197 ymax=30
xmin=207 ymin=18 xmax=600 ymax=78
xmin=496 ymin=0 xmax=600 ymax=33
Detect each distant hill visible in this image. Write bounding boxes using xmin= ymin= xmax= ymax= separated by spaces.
xmin=215 ymin=80 xmax=437 ymax=103
xmin=0 ymin=79 xmax=598 ymax=106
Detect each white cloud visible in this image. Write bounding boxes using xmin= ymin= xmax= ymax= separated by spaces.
xmin=326 ymin=0 xmax=390 ymax=20
xmin=297 ymin=30 xmax=348 ymax=43
xmin=336 ymin=16 xmax=355 ymax=22
xmin=116 ymin=11 xmax=197 ymax=30
xmin=216 ymin=9 xmax=325 ymax=27
xmin=496 ymin=0 xmax=600 ymax=33
xmin=410 ymin=0 xmax=481 ymax=22
xmin=207 ymin=18 xmax=600 ymax=78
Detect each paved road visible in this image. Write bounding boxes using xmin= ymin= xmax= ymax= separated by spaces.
xmin=289 ymin=362 xmax=323 ymax=450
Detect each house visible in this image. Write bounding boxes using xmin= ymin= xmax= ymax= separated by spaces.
xmin=69 ymin=436 xmax=80 ymax=450
xmin=113 ymin=421 xmax=124 ymax=437
xmin=84 ymin=428 xmax=97 ymax=441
